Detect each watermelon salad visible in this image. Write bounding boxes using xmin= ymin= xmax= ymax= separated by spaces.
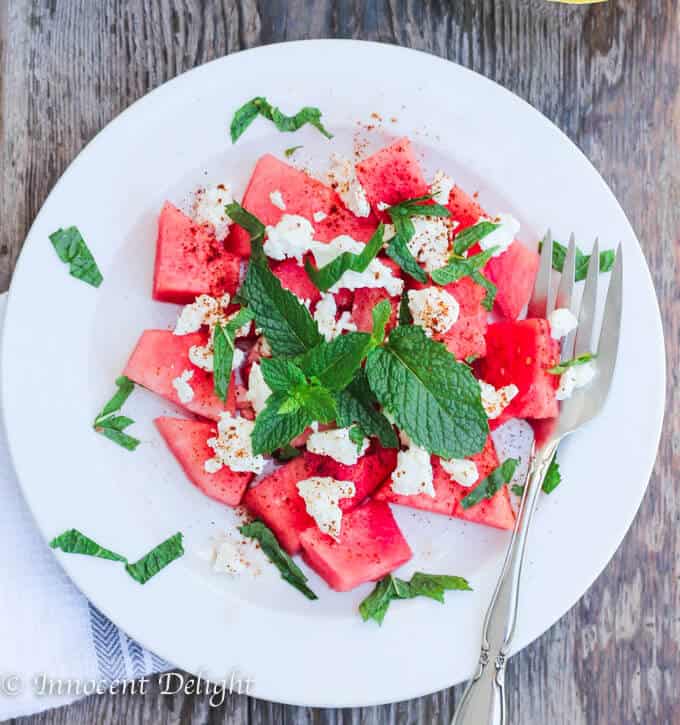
xmin=51 ymin=109 xmax=606 ymax=612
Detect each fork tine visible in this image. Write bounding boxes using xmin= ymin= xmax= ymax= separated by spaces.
xmin=556 ymin=233 xmax=578 ymax=361
xmin=527 ymin=229 xmax=553 ymax=318
xmin=573 ymin=238 xmax=600 ymax=357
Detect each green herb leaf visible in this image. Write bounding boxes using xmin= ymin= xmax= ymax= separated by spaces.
xmin=470 ymin=270 xmax=497 ymax=311
xmin=294 ymin=382 xmax=337 ymax=422
xmin=239 ymin=521 xmax=318 ymax=600
xmin=511 ymin=484 xmax=525 ymax=497
xmin=542 ymin=240 xmax=616 ymax=282
xmin=348 ymin=425 xmax=366 ymax=451
xmin=408 ymin=572 xmax=473 ymax=603
xmin=398 ymin=291 xmax=413 ymax=326
xmin=366 ymin=326 xmax=488 ymax=459
xmin=260 ymin=357 xmax=307 ymax=392
xmin=460 ymin=458 xmax=519 ymax=509
xmin=274 ymin=444 xmax=302 ymax=461
xmin=230 ymin=97 xmax=332 ymax=143
xmin=304 ymin=224 xmax=385 ymax=292
xmin=251 ymin=392 xmax=312 ymax=455
xmin=296 ymin=332 xmax=372 ymax=392
xmin=548 ymin=352 xmax=597 ymax=375
xmin=93 ymin=376 xmax=140 ymax=451
xmin=542 ymin=455 xmax=562 ymax=494
xmin=453 ymin=221 xmax=500 ymax=256
xmin=224 ymin=201 xmax=266 ymax=256
xmin=96 ymin=376 xmax=135 ymax=422
xmin=212 ymin=306 xmax=254 ymax=401
xmin=370 ymin=299 xmax=392 ymax=348
xmin=284 ymin=145 xmax=303 ymax=158
xmin=49 ymin=226 xmax=103 ymax=287
xmin=125 ymin=532 xmax=184 ymax=585
xmin=98 ymin=427 xmax=141 ymax=451
xmin=430 ymin=247 xmax=497 ymax=286
xmin=50 ymin=529 xmax=127 ymax=562
xmin=387 ymin=196 xmax=450 ymax=219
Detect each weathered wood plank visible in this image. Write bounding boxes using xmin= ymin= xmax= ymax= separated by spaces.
xmin=2 ymin=0 xmax=678 ymax=723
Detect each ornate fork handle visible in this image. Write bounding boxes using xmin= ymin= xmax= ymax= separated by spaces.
xmin=451 ymin=440 xmax=559 ymax=725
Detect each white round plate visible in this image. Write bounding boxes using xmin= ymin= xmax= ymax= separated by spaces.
xmin=2 ymin=41 xmax=665 ymax=707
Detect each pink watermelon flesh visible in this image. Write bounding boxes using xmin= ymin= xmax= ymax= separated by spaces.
xmin=228 ymin=154 xmax=377 ymax=257
xmin=351 ymin=287 xmax=399 ymax=333
xmin=479 ymin=318 xmax=560 ymax=419
xmin=153 ymin=202 xmax=241 ymax=304
xmin=155 ymin=417 xmax=251 ymax=506
xmin=271 ymin=258 xmax=321 ymax=306
xmin=481 ymin=239 xmax=540 ymax=320
xmin=124 ymin=329 xmax=236 ymax=420
xmin=355 ymin=137 xmax=428 ymax=219
xmin=299 ymin=499 xmax=412 ymax=592
xmin=446 ymin=185 xmax=485 ymax=233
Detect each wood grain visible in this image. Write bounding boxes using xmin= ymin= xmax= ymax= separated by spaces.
xmin=1 ymin=1 xmax=678 ymax=723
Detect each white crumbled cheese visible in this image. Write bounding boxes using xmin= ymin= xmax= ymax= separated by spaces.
xmin=264 ymin=214 xmax=316 ymax=263
xmin=204 ymin=413 xmax=266 ymax=474
xmin=440 ymin=458 xmax=479 ymax=488
xmin=383 ymin=224 xmax=396 ymax=241
xmin=306 ymin=427 xmax=369 ymax=466
xmin=376 ymin=201 xmax=390 ymax=212
xmin=556 ymin=361 xmax=597 ymax=401
xmin=479 ymin=380 xmax=520 ymax=419
xmin=296 ymin=476 xmax=356 ymax=541
xmin=391 ymin=445 xmax=435 ymax=497
xmin=430 ymin=170 xmax=454 ymax=205
xmin=408 ymin=216 xmax=452 ymax=272
xmin=548 ymin=307 xmax=578 ymax=340
xmin=327 ymin=154 xmax=371 ymax=218
xmin=172 ymin=369 xmax=195 ymax=403
xmin=174 ymin=294 xmax=224 ymax=335
xmin=246 ymin=362 xmax=271 ymax=415
xmin=313 ymin=292 xmax=357 ymax=342
xmin=192 ymin=184 xmax=233 ymax=241
xmin=313 ymin=210 xmax=327 ymax=223
xmin=269 ymin=189 xmax=286 ymax=210
xmin=188 ymin=344 xmax=214 ymax=372
xmin=232 ymin=348 xmax=245 ymax=369
xmin=407 ymin=287 xmax=460 ymax=337
xmin=212 ymin=538 xmax=247 ymax=575
xmin=478 ymin=214 xmax=520 ymax=258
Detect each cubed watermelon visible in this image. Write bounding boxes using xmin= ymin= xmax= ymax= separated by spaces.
xmin=355 ymin=137 xmax=428 ymax=218
xmin=272 ymin=258 xmax=321 ymax=306
xmin=351 ymin=287 xmax=399 ymax=333
xmin=124 ymin=329 xmax=236 ymax=420
xmin=446 ymin=185 xmax=485 ymax=233
xmin=153 ymin=202 xmax=241 ymax=304
xmin=228 ymin=154 xmax=376 ymax=256
xmin=482 ymin=239 xmax=540 ymax=320
xmin=155 ymin=417 xmax=251 ymax=506
xmin=299 ymin=499 xmax=412 ymax=591
xmin=479 ymin=318 xmax=560 ymax=419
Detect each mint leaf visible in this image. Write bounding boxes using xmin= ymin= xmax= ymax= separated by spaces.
xmin=542 ymin=455 xmax=562 ymax=494
xmin=230 ymin=97 xmax=332 ymax=143
xmin=296 ymin=332 xmax=372 ymax=392
xmin=387 ymin=195 xmax=450 ymax=218
xmin=225 ymin=201 xmax=266 ymax=255
xmin=548 ymin=352 xmax=596 ymax=375
xmin=470 ymin=270 xmax=497 ymax=311
xmin=335 ymin=370 xmax=399 ymax=449
xmin=96 ymin=376 xmax=134 ymax=421
xmin=50 ymin=529 xmax=126 ymax=562
xmin=284 ymin=145 xmax=303 ymax=158
xmin=366 ymin=326 xmax=488 ymax=459
xmin=304 ymin=224 xmax=385 ymax=292
xmin=398 ymin=291 xmax=413 ymax=326
xmin=252 ymin=392 xmax=312 ymax=455
xmin=274 ymin=444 xmax=302 ymax=461
xmin=460 ymin=458 xmax=519 ymax=509
xmin=94 ymin=376 xmax=140 ymax=451
xmin=213 ymin=306 xmax=254 ymax=401
xmin=430 ymin=247 xmax=497 ymax=286
xmin=239 ymin=520 xmax=318 ymax=600
xmin=370 ymin=299 xmax=392 ymax=347
xmin=359 ymin=571 xmax=472 ymax=625
xmin=348 ymin=425 xmax=366 ymax=451
xmin=542 ymin=240 xmax=616 ymax=282
xmin=125 ymin=532 xmax=184 ymax=585
xmin=260 ymin=357 xmax=307 ymax=392
xmin=511 ymin=484 xmax=525 ymax=497
xmin=49 ymin=226 xmax=103 ymax=287
xmin=453 ymin=221 xmax=500 ymax=256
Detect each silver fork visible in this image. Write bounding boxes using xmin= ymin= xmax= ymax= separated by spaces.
xmin=451 ymin=233 xmax=623 ymax=725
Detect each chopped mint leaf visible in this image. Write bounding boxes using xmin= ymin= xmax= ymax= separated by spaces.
xmin=125 ymin=532 xmax=184 ymax=585
xmin=239 ymin=520 xmax=318 ymax=600
xmin=542 ymin=456 xmax=562 ymax=493
xmin=49 ymin=226 xmax=103 ymax=287
xmin=296 ymin=332 xmax=372 ymax=392
xmin=348 ymin=425 xmax=366 ymax=451
xmin=224 ymin=201 xmax=266 ymax=257
xmin=465 ymin=354 xmax=479 ymax=364
xmin=398 ymin=291 xmax=413 ymax=326
xmin=370 ymin=299 xmax=392 ymax=347
xmin=230 ymin=97 xmax=332 ymax=143
xmin=275 ymin=444 xmax=302 ymax=461
xmin=430 ymin=247 xmax=497 ymax=286
xmin=511 ymin=484 xmax=525 ymax=497
xmin=50 ymin=529 xmax=126 ymax=562
xmin=548 ymin=353 xmax=597 ymax=375
xmin=453 ymin=221 xmax=500 ymax=256
xmin=252 ymin=392 xmax=312 ymax=455
xmin=470 ymin=270 xmax=497 ymax=311
xmin=284 ymin=145 xmax=303 ymax=158
xmin=93 ymin=376 xmax=140 ymax=451
xmin=304 ymin=224 xmax=385 ymax=292
xmin=541 ymin=239 xmax=616 ymax=282
xmin=387 ymin=195 xmax=450 ymax=219
xmin=460 ymin=458 xmax=519 ymax=509
xmin=359 ymin=571 xmax=472 ymax=625
xmin=96 ymin=376 xmax=134 ymax=421
xmin=213 ymin=306 xmax=254 ymax=401
xmin=366 ymin=325 xmax=488 ymax=459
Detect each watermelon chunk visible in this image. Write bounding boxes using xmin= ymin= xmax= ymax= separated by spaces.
xmin=155 ymin=417 xmax=251 ymax=506
xmin=124 ymin=329 xmax=236 ymax=420
xmin=479 ymin=318 xmax=560 ymax=419
xmin=446 ymin=185 xmax=485 ymax=233
xmin=153 ymin=202 xmax=241 ymax=304
xmin=271 ymin=259 xmax=321 ymax=306
xmin=228 ymin=154 xmax=376 ymax=256
xmin=299 ymin=499 xmax=412 ymax=591
xmin=355 ymin=137 xmax=428 ymax=218
xmin=482 ymin=240 xmax=540 ymax=320
xmin=351 ymin=287 xmax=399 ymax=333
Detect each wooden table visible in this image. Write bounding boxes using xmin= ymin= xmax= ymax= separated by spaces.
xmin=1 ymin=1 xmax=676 ymax=723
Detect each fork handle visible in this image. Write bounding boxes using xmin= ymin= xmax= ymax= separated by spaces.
xmin=451 ymin=441 xmax=559 ymax=725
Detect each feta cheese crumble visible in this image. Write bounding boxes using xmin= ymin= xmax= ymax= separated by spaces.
xmin=440 ymin=458 xmax=479 ymax=488
xmin=313 ymin=210 xmax=327 ymax=223
xmin=306 ymin=427 xmax=369 ymax=465
xmin=173 ymin=293 xmax=231 ymax=336
xmin=264 ymin=214 xmax=316 ymax=263
xmin=391 ymin=444 xmax=435 ymax=498
xmin=479 ymin=380 xmax=519 ymax=419
xmin=212 ymin=537 xmax=248 ymax=575
xmin=327 ymin=154 xmax=371 ymax=218
xmin=269 ymin=189 xmax=286 ymax=210
xmin=408 ymin=216 xmax=452 ymax=272
xmin=246 ymin=362 xmax=272 ymax=415
xmin=172 ymin=369 xmax=195 ymax=404
xmin=407 ymin=287 xmax=460 ymax=337
xmin=548 ymin=307 xmax=578 ymax=340
xmin=430 ymin=170 xmax=454 ymax=205
xmin=192 ymin=184 xmax=233 ymax=241
xmin=296 ymin=476 xmax=356 ymax=541
xmin=313 ymin=292 xmax=357 ymax=341
xmin=478 ymin=214 xmax=520 ymax=258
xmin=556 ymin=361 xmax=597 ymax=400
xmin=204 ymin=413 xmax=266 ymax=475
xmin=376 ymin=201 xmax=390 ymax=212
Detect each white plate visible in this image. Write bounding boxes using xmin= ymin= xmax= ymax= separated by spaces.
xmin=1 ymin=41 xmax=665 ymax=707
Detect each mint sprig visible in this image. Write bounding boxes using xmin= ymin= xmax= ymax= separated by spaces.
xmin=460 ymin=458 xmax=519 ymax=509
xmin=212 ymin=307 xmax=254 ymax=401
xmin=452 ymin=221 xmax=500 ymax=256
xmin=230 ymin=97 xmax=332 ymax=143
xmin=49 ymin=226 xmax=103 ymax=287
xmin=430 ymin=247 xmax=497 ymax=286
xmin=548 ymin=353 xmax=596 ymax=375
xmin=93 ymin=376 xmax=140 ymax=451
xmin=359 ymin=571 xmax=472 ymax=625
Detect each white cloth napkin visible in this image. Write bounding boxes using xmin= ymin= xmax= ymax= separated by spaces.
xmin=0 ymin=292 xmax=170 ymax=719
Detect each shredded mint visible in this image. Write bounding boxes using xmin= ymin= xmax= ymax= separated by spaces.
xmin=398 ymin=291 xmax=413 ymax=326
xmin=224 ymin=201 xmax=266 ymax=256
xmin=49 ymin=226 xmax=103 ymax=287
xmin=348 ymin=425 xmax=366 ymax=451
xmin=50 ymin=529 xmax=126 ymax=562
xmin=470 ymin=269 xmax=497 ymax=311
xmin=93 ymin=376 xmax=140 ymax=451
xmin=548 ymin=353 xmax=596 ymax=375
xmin=230 ymin=97 xmax=332 ymax=143
xmin=540 ymin=239 xmax=616 ymax=282
xmin=213 ymin=307 xmax=254 ymax=401
xmin=359 ymin=571 xmax=472 ymax=625
xmin=453 ymin=221 xmax=500 ymax=256
xmin=125 ymin=533 xmax=184 ymax=585
xmin=511 ymin=455 xmax=561 ymax=497
xmin=460 ymin=458 xmax=519 ymax=509
xmin=239 ymin=521 xmax=317 ymax=600
xmin=430 ymin=247 xmax=497 ymax=286
xmin=284 ymin=145 xmax=303 ymax=158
